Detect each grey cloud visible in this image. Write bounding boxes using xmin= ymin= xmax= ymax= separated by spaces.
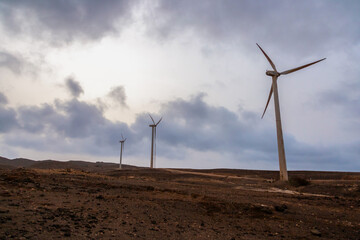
xmin=0 ymin=106 xmax=18 ymax=133
xmin=146 ymin=1 xmax=360 ymax=57
xmin=0 ymin=51 xmax=23 ymax=73
xmin=318 ymin=80 xmax=360 ymax=117
xmin=53 ymin=99 xmax=106 ymax=138
xmin=316 ymin=79 xmax=360 ymax=138
xmin=0 ymin=0 xmax=140 ymax=44
xmin=108 ymin=86 xmax=128 ymax=108
xmin=157 ymin=94 xmax=266 ymax=152
xmin=17 ymin=104 xmax=56 ymax=133
xmin=9 ymin=98 xmax=131 ymax=156
xmin=17 ymin=99 xmax=107 ymax=139
xmin=1 ymin=93 xmax=359 ymax=170
xmin=0 ymin=93 xmax=8 ymax=105
xmin=151 ymin=94 xmax=359 ymax=170
xmin=65 ymin=77 xmax=84 ymax=98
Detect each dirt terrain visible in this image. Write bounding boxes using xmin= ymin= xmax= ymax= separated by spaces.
xmin=0 ymin=157 xmax=359 ymax=239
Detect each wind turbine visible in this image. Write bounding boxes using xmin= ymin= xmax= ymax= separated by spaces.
xmin=257 ymin=43 xmax=325 ymax=181
xmin=148 ymin=114 xmax=162 ymax=168
xmin=119 ymin=134 xmax=127 ymax=169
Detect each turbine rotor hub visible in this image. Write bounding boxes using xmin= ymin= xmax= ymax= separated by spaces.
xmin=266 ymin=70 xmax=280 ymax=77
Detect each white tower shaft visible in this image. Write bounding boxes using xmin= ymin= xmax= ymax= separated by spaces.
xmin=150 ymin=125 xmax=155 ymax=168
xmin=119 ymin=141 xmax=124 ymax=169
xmin=272 ymin=76 xmax=288 ymax=181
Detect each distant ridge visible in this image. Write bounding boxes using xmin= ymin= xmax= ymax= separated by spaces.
xmin=0 ymin=157 xmax=35 ymax=168
xmin=0 ymin=156 xmax=137 ymax=172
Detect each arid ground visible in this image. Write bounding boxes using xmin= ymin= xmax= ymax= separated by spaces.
xmin=0 ymin=157 xmax=359 ymax=239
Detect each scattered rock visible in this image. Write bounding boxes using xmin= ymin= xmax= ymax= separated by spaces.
xmin=150 ymin=226 xmax=160 ymax=231
xmin=251 ymin=204 xmax=273 ymax=214
xmin=275 ymin=204 xmax=288 ymax=212
xmin=311 ymin=228 xmax=321 ymax=237
xmin=96 ymin=195 xmax=104 ymax=200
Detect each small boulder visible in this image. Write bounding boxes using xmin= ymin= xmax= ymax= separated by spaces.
xmin=275 ymin=204 xmax=288 ymax=212
xmin=310 ymin=228 xmax=321 ymax=237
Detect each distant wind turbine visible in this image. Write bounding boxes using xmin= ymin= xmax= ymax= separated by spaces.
xmin=119 ymin=134 xmax=127 ymax=169
xmin=257 ymin=43 xmax=325 ymax=181
xmin=149 ymin=114 xmax=162 ymax=168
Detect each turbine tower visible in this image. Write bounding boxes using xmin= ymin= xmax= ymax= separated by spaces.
xmin=257 ymin=43 xmax=325 ymax=181
xmin=149 ymin=114 xmax=162 ymax=168
xmin=119 ymin=134 xmax=126 ymax=169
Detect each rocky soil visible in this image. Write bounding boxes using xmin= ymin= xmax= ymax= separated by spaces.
xmin=0 ymin=160 xmax=359 ymax=239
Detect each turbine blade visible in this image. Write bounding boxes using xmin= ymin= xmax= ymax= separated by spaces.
xmin=156 ymin=117 xmax=163 ymax=126
xmin=280 ymin=58 xmax=326 ymax=75
xmin=256 ymin=43 xmax=277 ymax=71
xmin=261 ymin=84 xmax=273 ymax=119
xmin=148 ymin=114 xmax=155 ymax=124
xmin=124 ymin=138 xmax=127 ymax=142
xmin=121 ymin=134 xmax=124 ymax=140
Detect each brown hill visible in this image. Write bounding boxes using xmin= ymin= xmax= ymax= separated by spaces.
xmin=0 ymin=166 xmax=359 ymax=239
xmin=0 ymin=157 xmax=35 ymax=168
xmin=0 ymin=156 xmax=138 ymax=172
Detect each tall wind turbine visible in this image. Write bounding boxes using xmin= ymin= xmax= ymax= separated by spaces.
xmin=257 ymin=43 xmax=325 ymax=181
xmin=119 ymin=134 xmax=126 ymax=169
xmin=149 ymin=114 xmax=162 ymax=168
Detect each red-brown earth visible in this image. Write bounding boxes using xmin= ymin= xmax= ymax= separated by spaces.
xmin=0 ymin=157 xmax=359 ymax=239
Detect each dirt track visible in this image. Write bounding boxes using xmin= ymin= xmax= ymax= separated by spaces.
xmin=0 ymin=166 xmax=359 ymax=239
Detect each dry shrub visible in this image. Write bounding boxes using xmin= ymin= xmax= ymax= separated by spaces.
xmin=289 ymin=177 xmax=310 ymax=187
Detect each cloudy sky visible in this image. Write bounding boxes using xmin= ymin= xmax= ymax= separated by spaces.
xmin=0 ymin=0 xmax=359 ymax=171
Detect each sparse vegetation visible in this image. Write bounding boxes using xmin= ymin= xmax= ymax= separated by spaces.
xmin=0 ymin=159 xmax=359 ymax=239
xmin=289 ymin=177 xmax=310 ymax=187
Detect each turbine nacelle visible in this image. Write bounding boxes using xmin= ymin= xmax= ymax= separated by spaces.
xmin=119 ymin=133 xmax=126 ymax=143
xmin=148 ymin=114 xmax=162 ymax=127
xmin=266 ymin=70 xmax=280 ymax=77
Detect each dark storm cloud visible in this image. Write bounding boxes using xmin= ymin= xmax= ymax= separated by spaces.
xmin=0 ymin=106 xmax=18 ymax=133
xmin=1 ymin=1 xmax=358 ymax=57
xmin=53 ymin=99 xmax=106 ymax=138
xmin=108 ymin=86 xmax=128 ymax=108
xmin=156 ymin=95 xmax=313 ymax=160
xmin=156 ymin=94 xmax=267 ymax=152
xmin=0 ymin=51 xmax=23 ymax=73
xmin=65 ymin=77 xmax=84 ymax=98
xmin=6 ymin=98 xmax=132 ymax=156
xmin=0 ymin=93 xmax=8 ymax=105
xmin=1 ymin=92 xmax=359 ymax=170
xmin=0 ymin=93 xmax=18 ymax=132
xmin=0 ymin=0 xmax=140 ymax=44
xmin=146 ymin=0 xmax=360 ymax=57
xmin=318 ymin=80 xmax=360 ymax=117
xmin=316 ymin=79 xmax=360 ymax=138
xmin=154 ymin=95 xmax=359 ymax=170
xmin=2 ymin=93 xmax=270 ymax=157
xmin=17 ymin=104 xmax=56 ymax=133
